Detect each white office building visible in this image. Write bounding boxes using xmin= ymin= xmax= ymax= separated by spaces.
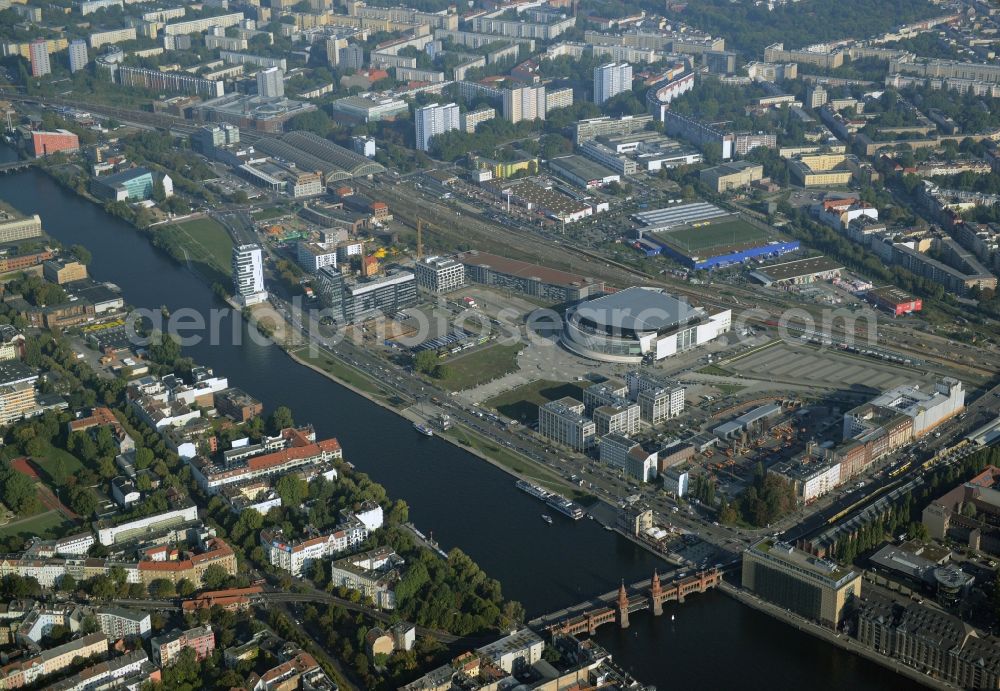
xmin=414 ymin=255 xmax=466 ymax=293
xmin=256 ymin=66 xmax=284 ymax=98
xmin=232 ymin=244 xmax=267 ymax=306
xmin=600 ymin=432 xmax=637 ymax=469
xmin=663 ymin=468 xmax=689 ymax=497
xmin=415 ymin=102 xmax=460 ymax=152
xmin=594 ymin=62 xmax=632 ymax=105
xmin=68 ymin=40 xmax=89 ymax=73
xmin=538 ymin=397 xmax=596 ymax=451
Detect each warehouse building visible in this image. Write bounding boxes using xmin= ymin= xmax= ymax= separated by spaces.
xmin=749 ymin=256 xmax=843 ymax=286
xmin=742 ymin=538 xmax=861 ymax=628
xmin=865 ymin=286 xmax=922 ymax=316
xmin=456 ymin=250 xmax=603 ymax=302
xmin=548 ymin=155 xmax=620 ymax=189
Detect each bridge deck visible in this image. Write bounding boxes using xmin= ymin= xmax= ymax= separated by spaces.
xmin=529 ymin=569 xmax=721 ymax=632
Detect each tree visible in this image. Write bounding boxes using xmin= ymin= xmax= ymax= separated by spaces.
xmin=134 ymin=447 xmax=154 ymax=470
xmin=201 ymin=564 xmax=231 ymax=590
xmin=275 ymin=474 xmax=308 ymax=509
xmin=69 ymin=244 xmax=92 ymax=265
xmin=267 ymin=406 xmax=294 ymax=434
xmin=177 ymin=578 xmax=196 ymax=597
xmin=1 ymin=574 xmax=41 ymax=599
xmin=149 ymin=578 xmax=176 ymax=598
xmin=68 ymin=486 xmax=97 ymax=517
xmin=0 ymin=470 xmax=39 ymax=515
xmin=413 ymin=350 xmax=439 ymax=374
xmin=87 ymin=575 xmax=116 ymax=600
xmin=58 ymin=574 xmax=76 ymax=592
xmin=908 ymin=521 xmax=929 ymax=542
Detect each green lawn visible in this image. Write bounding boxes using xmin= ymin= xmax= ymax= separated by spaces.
xmin=157 ymin=217 xmax=234 ymax=282
xmin=697 ymin=364 xmax=734 ymax=377
xmin=31 ymin=447 xmax=85 ymax=486
xmin=0 ymin=510 xmax=72 ymax=541
xmin=437 ymin=343 xmax=525 ymax=391
xmin=485 ymin=379 xmax=584 ymax=423
xmin=291 ymin=347 xmax=383 ymax=396
xmin=252 ymin=207 xmax=290 ymax=221
xmin=447 ymin=426 xmax=587 ymax=501
xmin=662 ymin=218 xmax=770 ymax=254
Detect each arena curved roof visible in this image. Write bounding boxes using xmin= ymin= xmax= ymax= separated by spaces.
xmin=570 ymin=287 xmax=703 ymax=334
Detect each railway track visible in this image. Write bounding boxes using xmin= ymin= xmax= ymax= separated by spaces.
xmin=6 ymin=92 xmax=991 ymax=378
xmin=365 ymin=180 xmax=996 ymax=379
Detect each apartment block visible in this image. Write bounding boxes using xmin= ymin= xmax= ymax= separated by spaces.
xmin=151 ymin=626 xmax=215 ymax=667
xmin=594 ymin=62 xmax=632 ymax=104
xmin=261 ymin=504 xmax=383 ymax=575
xmin=90 ymin=28 xmax=137 ymax=49
xmin=329 ymin=547 xmax=404 ymax=610
xmin=503 ymin=85 xmax=545 ymax=123
xmin=414 ymin=102 xmax=459 ymax=152
xmin=637 ymin=385 xmax=684 ymax=424
xmin=0 ymin=633 xmax=108 ymax=688
xmin=460 ymin=106 xmax=496 ymax=133
xmin=28 ymin=39 xmax=50 ymax=77
xmin=97 ymin=606 xmax=151 ymax=639
xmin=187 ymin=429 xmax=341 ymax=492
xmin=164 ymin=12 xmax=244 ymax=36
xmin=470 ymin=12 xmax=574 ymax=40
xmin=857 ymin=593 xmax=1000 ymax=688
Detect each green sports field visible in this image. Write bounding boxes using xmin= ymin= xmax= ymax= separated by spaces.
xmin=659 ymin=218 xmax=771 ymax=255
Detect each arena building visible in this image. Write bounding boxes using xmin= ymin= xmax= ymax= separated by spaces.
xmin=561 ymin=287 xmax=731 ymax=363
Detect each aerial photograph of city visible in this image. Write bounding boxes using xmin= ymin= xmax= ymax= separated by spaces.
xmin=1 ymin=0 xmax=1000 ymax=688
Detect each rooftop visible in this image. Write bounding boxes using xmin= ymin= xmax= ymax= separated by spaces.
xmin=549 ymin=154 xmax=618 ymax=182
xmin=455 ymin=250 xmax=598 ymax=289
xmin=750 ymin=538 xmax=857 ymax=586
xmin=573 ymin=287 xmax=703 ymax=333
xmin=752 ymin=255 xmax=843 ymax=282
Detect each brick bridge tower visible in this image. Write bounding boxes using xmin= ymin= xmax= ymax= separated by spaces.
xmin=650 ymin=570 xmax=663 ymax=616
xmin=617 ymin=581 xmax=630 ymax=629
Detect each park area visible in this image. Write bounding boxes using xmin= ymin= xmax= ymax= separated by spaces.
xmin=436 ymin=343 xmax=525 ymax=391
xmin=485 ymin=379 xmax=585 ymax=424
xmin=155 ymin=216 xmax=234 ymax=283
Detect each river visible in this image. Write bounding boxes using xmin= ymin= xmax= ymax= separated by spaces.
xmin=0 ymin=157 xmax=913 ymax=690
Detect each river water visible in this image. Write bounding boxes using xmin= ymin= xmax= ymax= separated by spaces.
xmin=0 ymin=156 xmax=912 ymax=689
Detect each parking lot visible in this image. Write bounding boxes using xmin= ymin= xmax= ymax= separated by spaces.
xmin=729 ymin=341 xmax=936 ymax=392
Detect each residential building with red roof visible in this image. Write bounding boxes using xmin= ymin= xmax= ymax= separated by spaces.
xmin=187 ymin=427 xmax=342 ymax=492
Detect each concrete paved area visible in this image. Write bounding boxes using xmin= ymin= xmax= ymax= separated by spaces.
xmin=727 ymin=342 xmax=936 ymax=391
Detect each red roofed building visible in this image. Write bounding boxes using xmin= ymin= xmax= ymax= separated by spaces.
xmin=181 ymin=586 xmax=263 ymax=613
xmin=30 ymin=130 xmax=80 ymax=158
xmin=136 ymin=537 xmax=237 ymax=587
xmin=370 ymin=200 xmax=389 ymax=221
xmin=187 ymin=429 xmax=342 ymax=492
xmin=250 ymin=651 xmax=332 ymax=690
